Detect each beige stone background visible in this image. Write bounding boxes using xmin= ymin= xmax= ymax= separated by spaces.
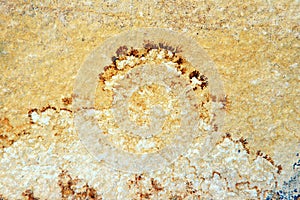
xmin=0 ymin=0 xmax=299 ymax=199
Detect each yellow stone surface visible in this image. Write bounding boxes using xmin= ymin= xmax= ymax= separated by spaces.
xmin=0 ymin=0 xmax=299 ymax=199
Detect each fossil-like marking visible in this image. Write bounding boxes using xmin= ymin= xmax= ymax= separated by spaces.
xmin=73 ymin=28 xmax=225 ymax=173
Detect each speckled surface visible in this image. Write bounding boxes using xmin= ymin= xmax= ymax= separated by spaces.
xmin=0 ymin=0 xmax=299 ymax=199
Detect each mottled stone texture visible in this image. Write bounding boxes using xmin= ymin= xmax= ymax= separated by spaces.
xmin=0 ymin=0 xmax=299 ymax=199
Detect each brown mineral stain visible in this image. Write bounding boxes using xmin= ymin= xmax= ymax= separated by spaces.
xmin=0 ymin=117 xmax=30 ymax=149
xmin=58 ymin=170 xmax=102 ymax=200
xmin=61 ymin=97 xmax=72 ymax=106
xmin=217 ymin=133 xmax=283 ymax=174
xmin=22 ymin=189 xmax=39 ymax=200
xmin=151 ymin=178 xmax=164 ymax=192
xmin=0 ymin=194 xmax=8 ymax=200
